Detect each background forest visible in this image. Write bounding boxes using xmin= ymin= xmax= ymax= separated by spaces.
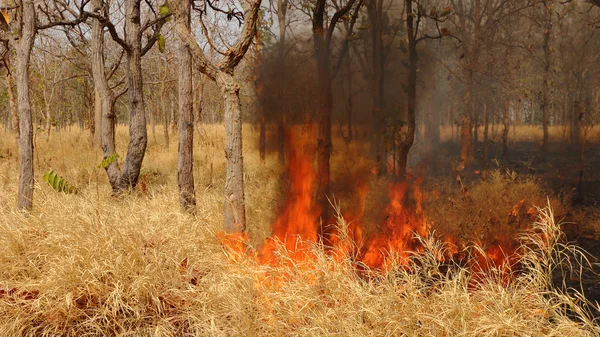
xmin=1 ymin=0 xmax=600 ymax=335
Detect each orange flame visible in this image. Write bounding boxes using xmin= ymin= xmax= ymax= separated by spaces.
xmin=218 ymin=126 xmax=525 ymax=283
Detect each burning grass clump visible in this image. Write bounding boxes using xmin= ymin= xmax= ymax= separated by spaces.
xmin=424 ymin=169 xmax=566 ymax=256
xmin=221 ymin=206 xmax=599 ymax=336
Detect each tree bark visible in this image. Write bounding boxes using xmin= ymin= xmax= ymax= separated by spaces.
xmin=368 ymin=0 xmax=385 ymax=174
xmin=399 ymin=0 xmax=417 ymax=179
xmin=540 ymin=0 xmax=552 ymax=158
xmin=161 ymin=65 xmax=169 ymax=149
xmin=502 ymin=98 xmax=510 ymax=157
xmin=483 ymin=103 xmax=489 ymax=167
xmin=458 ymin=68 xmax=473 ymax=171
xmin=118 ymin=0 xmax=148 ymax=190
xmin=92 ymin=0 xmax=120 ymax=188
xmin=177 ymin=1 xmax=196 ymax=212
xmin=16 ymin=0 xmax=36 ymax=211
xmin=6 ymin=59 xmax=19 ymax=139
xmin=277 ymin=0 xmax=288 ymax=165
xmin=218 ymin=72 xmax=246 ymax=232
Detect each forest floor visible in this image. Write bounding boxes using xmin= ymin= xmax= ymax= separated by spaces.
xmin=0 ymin=124 xmax=599 ymax=336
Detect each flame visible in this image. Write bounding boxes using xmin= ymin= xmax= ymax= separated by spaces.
xmin=358 ymin=181 xmax=428 ymax=270
xmin=218 ymin=126 xmax=526 ymax=283
xmin=257 ymin=126 xmax=321 ymax=265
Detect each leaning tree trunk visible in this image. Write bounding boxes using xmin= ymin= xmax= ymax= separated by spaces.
xmin=218 ymin=72 xmax=246 ymax=232
xmin=16 ymin=0 xmax=36 ymax=211
xmin=177 ymin=2 xmax=196 ymax=212
xmin=118 ymin=0 xmax=148 ymax=190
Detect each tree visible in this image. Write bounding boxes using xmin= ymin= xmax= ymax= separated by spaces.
xmin=87 ymin=0 xmax=169 ymax=193
xmin=176 ymin=0 xmax=196 ymax=211
xmin=174 ymin=0 xmax=261 ymax=232
xmin=14 ymin=0 xmax=36 ymax=210
xmin=312 ymin=0 xmax=362 ymax=238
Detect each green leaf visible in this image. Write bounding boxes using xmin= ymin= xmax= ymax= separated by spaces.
xmin=43 ymin=170 xmax=77 ymax=194
xmin=97 ymin=152 xmax=120 ymax=169
xmin=418 ymin=4 xmax=426 ymax=16
xmin=157 ymin=34 xmax=166 ymax=53
xmin=159 ymin=1 xmax=170 ymax=16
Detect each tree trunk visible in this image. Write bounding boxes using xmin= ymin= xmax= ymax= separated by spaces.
xmin=483 ymin=103 xmax=488 ymax=167
xmin=16 ymin=0 xmax=36 ymax=211
xmin=316 ymin=70 xmax=333 ymax=238
xmin=364 ymin=0 xmax=385 ymax=174
xmin=161 ymin=67 xmax=169 ymax=149
xmin=118 ymin=0 xmax=148 ymax=190
xmin=217 ymin=72 xmax=246 ymax=232
xmin=177 ymin=1 xmax=196 ymax=212
xmin=345 ymin=53 xmax=353 ymax=143
xmin=94 ymin=88 xmax=102 ymax=145
xmin=540 ymin=0 xmax=552 ymax=158
xmin=458 ymin=69 xmax=473 ymax=171
xmin=254 ymin=25 xmax=266 ymax=164
xmin=277 ymin=0 xmax=288 ymax=165
xmin=502 ymin=98 xmax=510 ymax=157
xmin=259 ymin=115 xmax=266 ymax=164
xmin=92 ymin=0 xmax=120 ymax=187
xmin=6 ymin=62 xmax=19 ymax=139
xmin=398 ymin=0 xmax=417 ymax=179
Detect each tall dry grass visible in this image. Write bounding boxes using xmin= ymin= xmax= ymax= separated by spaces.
xmin=0 ymin=126 xmax=598 ymax=336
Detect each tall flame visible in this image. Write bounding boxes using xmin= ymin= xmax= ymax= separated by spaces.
xmin=219 ymin=126 xmax=523 ymax=278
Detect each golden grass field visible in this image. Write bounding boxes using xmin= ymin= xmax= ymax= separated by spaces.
xmin=0 ymin=125 xmax=599 ymax=336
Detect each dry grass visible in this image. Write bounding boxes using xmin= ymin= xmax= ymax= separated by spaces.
xmin=0 ymin=126 xmax=598 ymax=336
xmin=439 ymin=125 xmax=600 ymax=144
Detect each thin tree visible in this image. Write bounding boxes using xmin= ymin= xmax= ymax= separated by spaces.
xmin=312 ymin=0 xmax=362 ymax=238
xmin=173 ymin=0 xmax=261 ymax=232
xmin=176 ymin=0 xmax=196 ymax=211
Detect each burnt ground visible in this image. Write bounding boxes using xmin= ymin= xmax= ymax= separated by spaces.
xmin=429 ymin=138 xmax=600 ymax=320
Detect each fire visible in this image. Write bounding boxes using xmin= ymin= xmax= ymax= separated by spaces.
xmin=358 ymin=181 xmax=428 ymax=270
xmin=219 ymin=126 xmax=525 ymax=281
xmin=257 ymin=126 xmax=321 ymax=265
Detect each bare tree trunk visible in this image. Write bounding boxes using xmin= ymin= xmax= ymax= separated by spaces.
xmin=6 ymin=62 xmax=19 ymax=139
xmin=161 ymin=66 xmax=169 ymax=149
xmin=259 ymin=115 xmax=266 ymax=163
xmin=16 ymin=0 xmax=36 ymax=211
xmin=502 ymin=98 xmax=510 ymax=157
xmin=254 ymin=25 xmax=266 ymax=164
xmin=150 ymin=99 xmax=157 ymax=144
xmin=174 ymin=0 xmax=259 ymax=232
xmin=483 ymin=103 xmax=488 ymax=167
xmin=218 ymin=72 xmax=246 ymax=232
xmin=276 ymin=0 xmax=288 ymax=165
xmin=369 ymin=0 xmax=385 ymax=174
xmin=92 ymin=0 xmax=120 ymax=187
xmin=398 ymin=0 xmax=417 ymax=179
xmin=44 ymin=92 xmax=51 ymax=140
xmin=345 ymin=53 xmax=353 ymax=143
xmin=118 ymin=0 xmax=148 ymax=190
xmin=94 ymin=88 xmax=102 ymax=145
xmin=177 ymin=1 xmax=196 ymax=212
xmin=540 ymin=0 xmax=552 ymax=158
xmin=458 ymin=69 xmax=473 ymax=171
xmin=170 ymin=100 xmax=177 ymax=135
